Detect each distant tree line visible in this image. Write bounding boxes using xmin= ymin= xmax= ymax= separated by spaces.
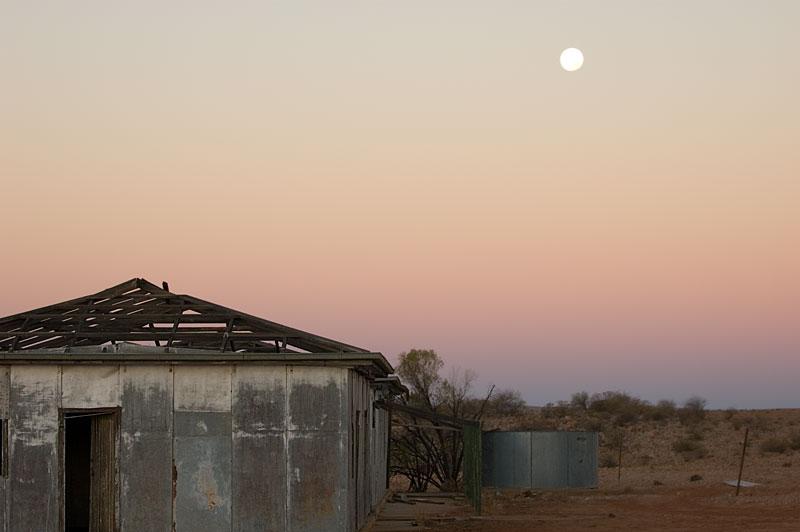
xmin=541 ymin=390 xmax=708 ymax=427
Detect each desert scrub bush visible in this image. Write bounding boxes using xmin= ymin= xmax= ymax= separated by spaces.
xmin=582 ymin=416 xmax=606 ymax=432
xmin=687 ymin=426 xmax=704 ymax=441
xmin=678 ymin=396 xmax=707 ymax=425
xmin=739 ymin=413 xmax=771 ymax=435
xmin=542 ymin=401 xmax=570 ymax=419
xmin=761 ymin=438 xmax=789 ymax=454
xmin=646 ymin=400 xmax=677 ymax=422
xmin=673 ymin=439 xmax=698 ymax=453
xmin=789 ymin=432 xmax=800 ymax=451
xmin=672 ymin=438 xmax=708 ymax=461
xmin=683 ymin=447 xmax=709 ymax=461
xmin=570 ymin=391 xmax=590 ymax=411
xmin=589 ymin=391 xmax=650 ymax=425
xmin=600 ymin=454 xmax=618 ymax=468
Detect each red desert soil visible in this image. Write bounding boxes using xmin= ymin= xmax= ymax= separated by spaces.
xmin=416 ymin=409 xmax=800 ymax=531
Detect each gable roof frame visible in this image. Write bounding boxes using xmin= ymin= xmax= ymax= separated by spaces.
xmin=0 ymin=278 xmax=371 ymax=356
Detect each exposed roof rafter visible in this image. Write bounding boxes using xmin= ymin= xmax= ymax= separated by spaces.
xmin=0 ymin=278 xmax=369 ymax=355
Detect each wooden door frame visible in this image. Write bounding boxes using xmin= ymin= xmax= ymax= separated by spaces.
xmin=58 ymin=407 xmax=121 ymax=532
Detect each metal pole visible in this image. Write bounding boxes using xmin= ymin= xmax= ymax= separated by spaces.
xmin=736 ymin=427 xmax=749 ymax=496
xmin=617 ymin=437 xmax=623 ymax=485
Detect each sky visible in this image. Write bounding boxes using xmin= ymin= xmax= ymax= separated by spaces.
xmin=1 ymin=1 xmax=798 ymax=409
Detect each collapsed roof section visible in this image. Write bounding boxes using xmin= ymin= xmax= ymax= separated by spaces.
xmin=0 ymin=278 xmax=392 ymax=374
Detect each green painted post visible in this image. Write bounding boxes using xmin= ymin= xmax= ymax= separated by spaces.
xmin=462 ymin=421 xmax=482 ymax=515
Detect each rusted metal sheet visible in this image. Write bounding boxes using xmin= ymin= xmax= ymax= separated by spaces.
xmin=288 ymin=432 xmax=348 ymax=532
xmin=120 ymin=366 xmax=173 ymax=532
xmin=9 ymin=366 xmax=60 ymax=531
xmin=232 ymin=366 xmax=286 ymax=532
xmin=288 ymin=366 xmax=345 ymax=432
xmin=174 ymin=366 xmax=231 ymax=412
xmin=174 ymin=411 xmax=232 ymax=532
xmin=62 ymin=365 xmax=120 ymax=408
xmin=288 ymin=366 xmax=348 ymax=532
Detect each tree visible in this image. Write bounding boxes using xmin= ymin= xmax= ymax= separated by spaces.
xmin=391 ymin=349 xmax=495 ymax=492
xmin=487 ymin=389 xmax=527 ymax=417
xmin=570 ymin=391 xmax=590 ymax=411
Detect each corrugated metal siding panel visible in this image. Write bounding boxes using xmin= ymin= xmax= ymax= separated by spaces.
xmin=120 ymin=366 xmax=173 ymax=532
xmin=8 ymin=366 xmax=60 ymax=531
xmin=62 ymin=366 xmax=120 ymax=409
xmin=0 ymin=367 xmax=9 ymax=417
xmin=531 ymin=432 xmax=569 ymax=489
xmin=287 ymin=366 xmax=348 ymax=532
xmin=482 ymin=432 xmax=531 ymax=489
xmin=483 ymin=431 xmax=598 ymax=489
xmin=232 ymin=366 xmax=287 ymax=532
xmin=174 ymin=366 xmax=231 ymax=412
xmin=174 ymin=412 xmax=232 ymax=532
xmin=0 ymin=367 xmax=8 ymax=532
xmin=568 ymin=432 xmax=598 ymax=488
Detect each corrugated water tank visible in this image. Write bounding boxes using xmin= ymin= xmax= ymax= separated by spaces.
xmin=482 ymin=431 xmax=598 ymax=489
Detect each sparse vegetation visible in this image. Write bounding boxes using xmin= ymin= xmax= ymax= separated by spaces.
xmin=671 ymin=438 xmax=708 ymax=461
xmin=600 ymin=454 xmax=618 ymax=468
xmin=483 ymin=392 xmax=800 ymax=486
xmin=390 ymin=348 xmax=518 ymax=492
xmin=673 ymin=438 xmax=698 ymax=453
xmin=485 ymin=389 xmax=527 ymax=417
xmin=678 ymin=396 xmax=707 ymax=425
xmin=761 ymin=438 xmax=789 ymax=454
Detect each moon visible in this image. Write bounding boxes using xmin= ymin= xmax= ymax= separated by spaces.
xmin=560 ymin=48 xmax=584 ymax=71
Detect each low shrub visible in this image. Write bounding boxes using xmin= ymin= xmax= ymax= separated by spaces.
xmin=672 ymin=438 xmax=708 ymax=461
xmin=761 ymin=438 xmax=788 ymax=454
xmin=678 ymin=396 xmax=707 ymax=425
xmin=600 ymin=454 xmax=618 ymax=468
xmin=682 ymin=446 xmax=709 ymax=461
xmin=673 ymin=439 xmax=698 ymax=453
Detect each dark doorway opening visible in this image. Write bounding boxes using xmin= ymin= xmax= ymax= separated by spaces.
xmin=65 ymin=415 xmax=91 ymax=532
xmin=63 ymin=411 xmax=118 ymax=532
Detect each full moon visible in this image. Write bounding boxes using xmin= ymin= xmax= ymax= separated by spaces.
xmin=560 ymin=48 xmax=584 ymax=71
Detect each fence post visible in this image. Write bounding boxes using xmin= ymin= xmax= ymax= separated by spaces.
xmin=462 ymin=421 xmax=482 ymax=515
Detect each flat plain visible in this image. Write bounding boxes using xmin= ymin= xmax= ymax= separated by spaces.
xmin=410 ymin=409 xmax=800 ymax=531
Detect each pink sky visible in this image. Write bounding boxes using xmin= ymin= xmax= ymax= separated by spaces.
xmin=1 ymin=1 xmax=798 ymax=408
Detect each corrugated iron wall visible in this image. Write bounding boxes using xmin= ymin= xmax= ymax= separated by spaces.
xmin=483 ymin=431 xmax=598 ymax=489
xmin=0 ymin=364 xmax=390 ymax=532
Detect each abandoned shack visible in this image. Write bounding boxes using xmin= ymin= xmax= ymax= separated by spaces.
xmin=0 ymin=278 xmax=402 ymax=532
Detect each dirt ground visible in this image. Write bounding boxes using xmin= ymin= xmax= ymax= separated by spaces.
xmin=416 ymin=409 xmax=800 ymax=531
xmin=418 ymin=464 xmax=800 ymax=531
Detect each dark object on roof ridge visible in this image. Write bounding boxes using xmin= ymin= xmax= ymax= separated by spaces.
xmin=0 ymin=277 xmax=369 ymax=354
